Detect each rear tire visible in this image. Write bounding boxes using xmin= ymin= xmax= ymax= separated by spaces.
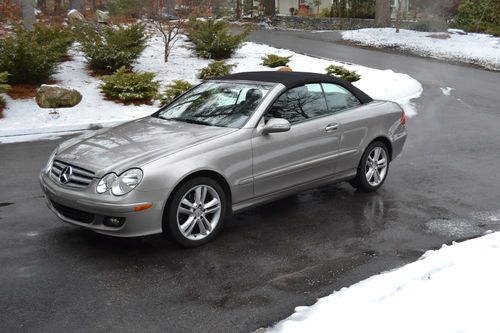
xmin=351 ymin=141 xmax=390 ymax=192
xmin=163 ymin=177 xmax=226 ymax=247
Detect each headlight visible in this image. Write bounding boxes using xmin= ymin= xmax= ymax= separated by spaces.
xmin=45 ymin=149 xmax=57 ymax=172
xmin=97 ymin=169 xmax=143 ymax=196
xmin=112 ymin=169 xmax=143 ymax=196
xmin=96 ymin=173 xmax=117 ymax=194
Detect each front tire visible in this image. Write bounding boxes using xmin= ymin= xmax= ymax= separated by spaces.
xmin=163 ymin=177 xmax=226 ymax=247
xmin=350 ymin=141 xmax=390 ymax=192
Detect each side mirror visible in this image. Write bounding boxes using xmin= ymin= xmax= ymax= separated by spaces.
xmin=261 ymin=118 xmax=291 ymax=135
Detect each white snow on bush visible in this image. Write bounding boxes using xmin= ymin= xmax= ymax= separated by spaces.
xmin=0 ymin=36 xmax=422 ymax=142
xmin=342 ymin=28 xmax=500 ymax=70
xmin=268 ymin=231 xmax=500 ymax=333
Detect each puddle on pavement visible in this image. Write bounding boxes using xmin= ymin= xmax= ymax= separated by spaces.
xmin=426 ymin=209 xmax=500 ymax=238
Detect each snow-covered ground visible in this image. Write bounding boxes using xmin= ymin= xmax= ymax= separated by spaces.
xmin=0 ymin=36 xmax=422 ymax=143
xmin=342 ymin=28 xmax=500 ymax=70
xmin=267 ymin=231 xmax=500 ymax=333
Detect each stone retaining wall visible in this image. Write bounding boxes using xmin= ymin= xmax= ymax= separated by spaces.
xmin=271 ymin=16 xmax=422 ymax=30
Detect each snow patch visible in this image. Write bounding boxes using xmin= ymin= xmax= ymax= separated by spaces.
xmin=440 ymin=87 xmax=454 ymax=96
xmin=342 ymin=28 xmax=500 ymax=70
xmin=267 ymin=231 xmax=500 ymax=333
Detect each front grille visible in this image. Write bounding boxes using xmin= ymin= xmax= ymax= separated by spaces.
xmin=51 ymin=200 xmax=95 ymax=224
xmin=50 ymin=160 xmax=95 ymax=189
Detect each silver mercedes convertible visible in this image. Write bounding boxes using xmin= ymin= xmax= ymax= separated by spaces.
xmin=40 ymin=71 xmax=407 ymax=247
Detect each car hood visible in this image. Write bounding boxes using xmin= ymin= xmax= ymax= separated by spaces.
xmin=56 ymin=117 xmax=237 ymax=175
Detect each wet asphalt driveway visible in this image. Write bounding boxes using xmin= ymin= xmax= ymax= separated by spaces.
xmin=1 ymin=30 xmax=500 ymax=332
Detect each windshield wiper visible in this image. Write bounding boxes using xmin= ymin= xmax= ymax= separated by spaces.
xmin=159 ymin=116 xmax=213 ymax=126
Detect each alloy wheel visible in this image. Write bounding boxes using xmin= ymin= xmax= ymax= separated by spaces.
xmin=365 ymin=147 xmax=388 ymax=187
xmin=176 ymin=185 xmax=222 ymax=241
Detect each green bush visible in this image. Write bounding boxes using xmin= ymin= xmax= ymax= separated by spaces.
xmin=77 ymin=23 xmax=147 ymax=72
xmin=107 ymin=0 xmax=144 ymax=17
xmin=159 ymin=80 xmax=193 ymax=105
xmin=0 ymin=27 xmax=63 ymax=84
xmin=326 ymin=65 xmax=361 ymax=82
xmin=453 ymin=0 xmax=500 ymax=35
xmin=198 ymin=61 xmax=235 ymax=80
xmin=186 ymin=18 xmax=248 ymax=60
xmin=100 ymin=67 xmax=160 ymax=103
xmin=33 ymin=25 xmax=74 ymax=59
xmin=261 ymin=54 xmax=292 ymax=68
xmin=319 ymin=8 xmax=332 ymax=17
xmin=0 ymin=72 xmax=11 ymax=109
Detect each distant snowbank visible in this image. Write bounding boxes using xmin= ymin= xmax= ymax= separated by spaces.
xmin=0 ymin=36 xmax=422 ymax=143
xmin=342 ymin=28 xmax=500 ymax=70
xmin=268 ymin=231 xmax=500 ymax=333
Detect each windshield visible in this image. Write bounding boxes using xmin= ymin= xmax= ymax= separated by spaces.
xmin=153 ymin=81 xmax=274 ymax=128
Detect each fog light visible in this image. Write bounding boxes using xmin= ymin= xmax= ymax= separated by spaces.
xmin=103 ymin=216 xmax=125 ymax=227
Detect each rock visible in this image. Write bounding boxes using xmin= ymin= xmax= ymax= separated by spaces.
xmin=96 ymin=10 xmax=109 ymax=23
xmin=277 ymin=66 xmax=293 ymax=72
xmin=67 ymin=9 xmax=85 ymax=24
xmin=36 ymin=85 xmax=82 ymax=108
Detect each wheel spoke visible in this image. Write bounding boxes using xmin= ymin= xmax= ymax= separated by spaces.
xmin=373 ymin=147 xmax=381 ymax=161
xmin=200 ymin=186 xmax=207 ymax=204
xmin=205 ymin=205 xmax=220 ymax=214
xmin=178 ymin=207 xmax=192 ymax=215
xmin=377 ymin=158 xmax=387 ymax=167
xmin=181 ymin=198 xmax=195 ymax=209
xmin=194 ymin=186 xmax=202 ymax=204
xmin=197 ymin=219 xmax=207 ymax=235
xmin=204 ymin=198 xmax=219 ymax=209
xmin=202 ymin=216 xmax=213 ymax=232
xmin=373 ymin=169 xmax=381 ymax=183
xmin=180 ymin=216 xmax=196 ymax=234
xmin=366 ymin=167 xmax=375 ymax=182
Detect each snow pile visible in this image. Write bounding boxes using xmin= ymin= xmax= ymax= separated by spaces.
xmin=342 ymin=28 xmax=500 ymax=70
xmin=0 ymin=36 xmax=422 ymax=142
xmin=268 ymin=231 xmax=500 ymax=333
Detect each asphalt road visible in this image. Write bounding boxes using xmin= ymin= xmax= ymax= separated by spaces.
xmin=1 ymin=31 xmax=500 ymax=333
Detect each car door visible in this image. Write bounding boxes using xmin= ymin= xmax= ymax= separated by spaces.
xmin=321 ymin=83 xmax=368 ymax=174
xmin=251 ymin=83 xmax=341 ymax=197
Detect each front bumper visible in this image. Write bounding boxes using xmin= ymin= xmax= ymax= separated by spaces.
xmin=39 ymin=171 xmax=166 ymax=237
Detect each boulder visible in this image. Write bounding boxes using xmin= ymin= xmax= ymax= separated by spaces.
xmin=67 ymin=9 xmax=85 ymax=24
xmin=36 ymin=85 xmax=82 ymax=108
xmin=96 ymin=10 xmax=110 ymax=23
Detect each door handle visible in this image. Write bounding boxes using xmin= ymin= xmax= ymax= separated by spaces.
xmin=325 ymin=123 xmax=338 ymax=132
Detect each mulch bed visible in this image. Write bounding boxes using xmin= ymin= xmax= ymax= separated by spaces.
xmin=7 ymin=79 xmax=59 ymax=99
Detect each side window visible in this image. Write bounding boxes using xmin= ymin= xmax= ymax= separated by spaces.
xmin=321 ymin=83 xmax=361 ymax=113
xmin=267 ymin=84 xmax=328 ymax=124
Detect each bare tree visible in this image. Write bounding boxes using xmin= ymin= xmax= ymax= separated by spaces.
xmin=22 ymin=0 xmax=35 ymax=29
xmin=150 ymin=16 xmax=185 ymax=63
xmin=395 ymin=0 xmax=402 ymax=32
xmin=375 ymin=0 xmax=391 ymax=27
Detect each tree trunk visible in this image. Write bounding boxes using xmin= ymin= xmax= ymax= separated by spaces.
xmin=22 ymin=0 xmax=36 ymax=29
xmin=375 ymin=0 xmax=391 ymax=27
xmin=263 ymin=0 xmax=275 ymax=16
xmin=69 ymin=0 xmax=84 ymax=11
xmin=235 ymin=0 xmax=241 ymax=19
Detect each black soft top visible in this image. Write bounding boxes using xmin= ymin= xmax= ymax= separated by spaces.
xmin=218 ymin=71 xmax=373 ymax=104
